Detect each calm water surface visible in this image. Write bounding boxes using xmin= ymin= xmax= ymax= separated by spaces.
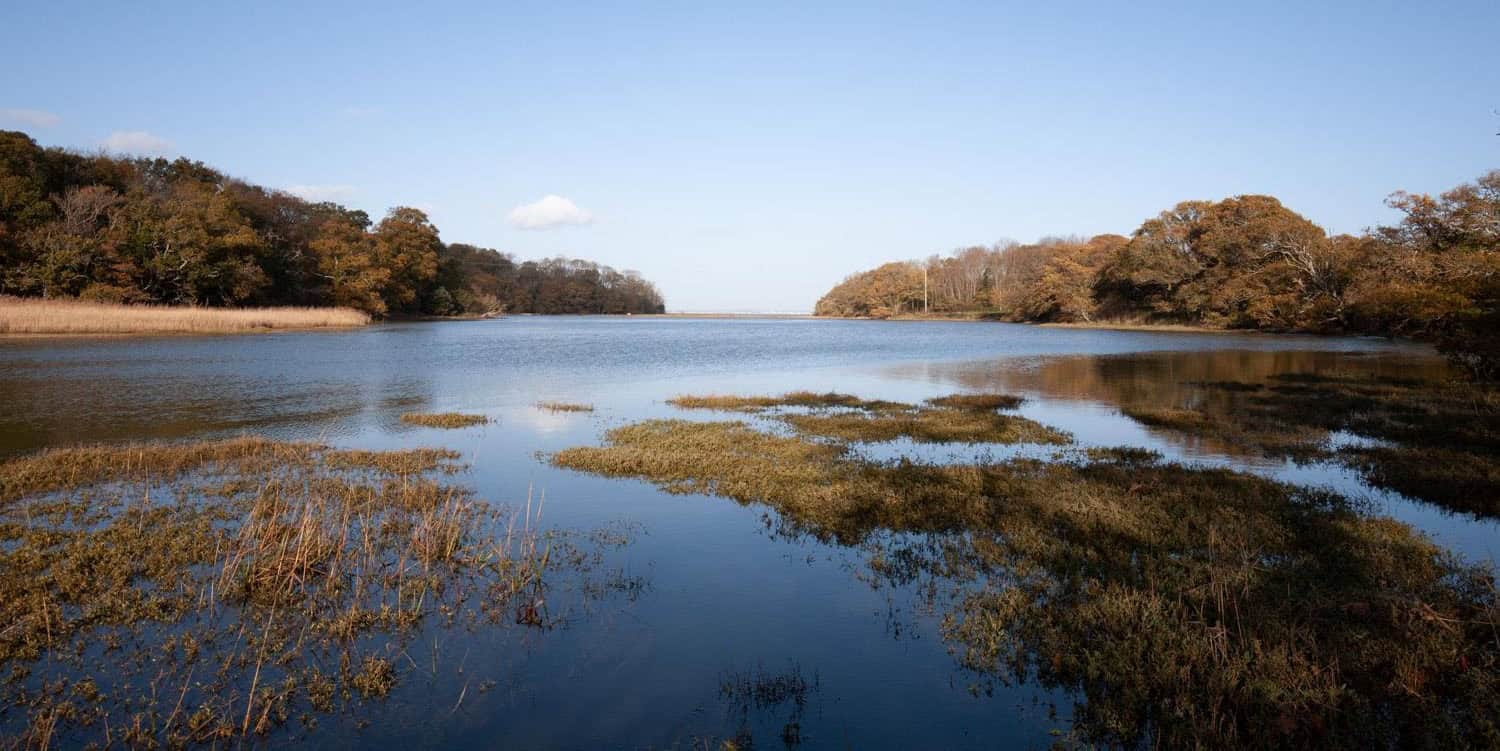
xmin=1 ymin=318 xmax=1492 ymax=748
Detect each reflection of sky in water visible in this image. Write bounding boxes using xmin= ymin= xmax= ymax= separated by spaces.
xmin=0 ymin=318 xmax=1491 ymax=746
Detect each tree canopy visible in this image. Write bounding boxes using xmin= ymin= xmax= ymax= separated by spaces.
xmin=0 ymin=130 xmax=665 ymax=316
xmin=816 ymin=170 xmax=1500 ymax=379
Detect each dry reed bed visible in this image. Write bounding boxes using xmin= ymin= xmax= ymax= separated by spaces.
xmin=553 ymin=392 xmax=1500 ymax=748
xmin=0 ymin=296 xmax=369 ymax=335
xmin=0 ymin=437 xmax=630 ymax=747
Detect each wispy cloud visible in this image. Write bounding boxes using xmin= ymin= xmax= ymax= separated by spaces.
xmin=1 ymin=108 xmax=61 ymax=128
xmin=101 ymin=130 xmax=174 ymax=155
xmin=284 ymin=184 xmax=357 ymax=202
xmin=508 ymin=195 xmax=594 ymax=230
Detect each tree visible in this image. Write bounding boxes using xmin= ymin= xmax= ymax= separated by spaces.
xmin=1357 ymin=170 xmax=1500 ymax=378
xmin=309 ymin=218 xmax=390 ymax=315
xmin=0 ymin=129 xmax=670 ymax=316
xmin=1098 ymin=196 xmax=1327 ymax=327
xmin=372 ymin=207 xmax=440 ymax=314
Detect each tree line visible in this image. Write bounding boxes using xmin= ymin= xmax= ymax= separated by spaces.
xmin=0 ymin=130 xmax=666 ymax=317
xmin=815 ymin=170 xmax=1500 ymax=378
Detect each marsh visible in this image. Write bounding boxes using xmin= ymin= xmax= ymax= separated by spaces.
xmin=1 ymin=317 xmax=1495 ymax=748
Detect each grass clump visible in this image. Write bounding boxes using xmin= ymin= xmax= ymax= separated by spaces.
xmin=925 ymin=393 xmax=1025 ymax=410
xmin=781 ymin=410 xmax=1070 ymax=445
xmin=0 ymin=437 xmax=630 ymax=747
xmin=553 ymin=398 xmax=1500 ymax=749
xmin=536 ymin=401 xmax=595 ymax=412
xmin=667 ymin=391 xmax=910 ymax=412
xmin=399 ymin=411 xmax=490 ymax=428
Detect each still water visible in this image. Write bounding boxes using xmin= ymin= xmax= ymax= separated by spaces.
xmin=0 ymin=317 xmax=1491 ymax=748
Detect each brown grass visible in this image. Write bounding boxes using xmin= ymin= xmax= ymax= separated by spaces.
xmin=552 ymin=396 xmax=1500 ymax=748
xmin=0 ymin=437 xmax=631 ymax=746
xmin=782 ymin=410 xmax=1070 ymax=444
xmin=924 ymin=393 xmax=1025 ymax=410
xmin=399 ymin=411 xmax=490 ymax=428
xmin=0 ymin=296 xmax=370 ymax=336
xmin=667 ymin=391 xmax=911 ymax=412
xmin=535 ymin=401 xmax=595 ymax=413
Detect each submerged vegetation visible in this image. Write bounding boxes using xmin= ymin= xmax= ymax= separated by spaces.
xmin=0 ymin=437 xmax=630 ymax=747
xmin=399 ymin=411 xmax=490 ymax=428
xmin=1119 ymin=373 xmax=1500 ymax=517
xmin=554 ymin=392 xmax=1500 ymax=748
xmin=816 ymin=169 xmax=1500 ymax=379
xmin=0 ymin=130 xmax=665 ymax=317
xmin=0 ymin=296 xmax=370 ymax=335
xmin=535 ymin=401 xmax=595 ymax=413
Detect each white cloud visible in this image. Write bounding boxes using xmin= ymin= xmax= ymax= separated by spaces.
xmin=284 ymin=184 xmax=357 ymax=202
xmin=0 ymin=108 xmax=61 ymax=128
xmin=101 ymin=130 xmax=174 ymax=155
xmin=508 ymin=195 xmax=594 ymax=230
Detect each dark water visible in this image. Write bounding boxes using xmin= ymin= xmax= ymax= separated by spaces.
xmin=1 ymin=318 xmax=1492 ymax=748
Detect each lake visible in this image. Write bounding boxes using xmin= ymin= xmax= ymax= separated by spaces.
xmin=1 ymin=317 xmax=1492 ymax=748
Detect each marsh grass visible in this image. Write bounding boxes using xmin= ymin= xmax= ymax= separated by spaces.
xmin=782 ymin=409 xmax=1070 ymax=445
xmin=535 ymin=401 xmax=595 ymax=413
xmin=0 ymin=437 xmax=630 ymax=747
xmin=0 ymin=296 xmax=370 ymax=336
xmin=553 ymin=395 xmax=1500 ymax=748
xmin=1124 ymin=374 xmax=1500 ymax=516
xmin=399 ymin=411 xmax=491 ymax=428
xmin=663 ymin=391 xmax=1062 ymax=445
xmin=667 ymin=391 xmax=910 ymax=412
xmin=924 ymin=393 xmax=1025 ymax=410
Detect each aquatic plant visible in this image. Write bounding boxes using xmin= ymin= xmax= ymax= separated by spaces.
xmin=924 ymin=393 xmax=1025 ymax=410
xmin=535 ymin=401 xmax=595 ymax=413
xmin=667 ymin=391 xmax=910 ymax=412
xmin=552 ymin=397 xmax=1500 ymax=748
xmin=0 ymin=437 xmax=631 ymax=747
xmin=399 ymin=411 xmax=491 ymax=428
xmin=781 ymin=409 xmax=1070 ymax=445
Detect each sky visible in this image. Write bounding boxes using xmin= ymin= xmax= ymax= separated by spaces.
xmin=2 ymin=1 xmax=1497 ymax=313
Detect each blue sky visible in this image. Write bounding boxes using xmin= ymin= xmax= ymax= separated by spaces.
xmin=3 ymin=1 xmax=1496 ymax=312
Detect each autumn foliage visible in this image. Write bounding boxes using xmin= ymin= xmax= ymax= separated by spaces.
xmin=817 ymin=171 xmax=1500 ymax=378
xmin=0 ymin=130 xmax=665 ymax=317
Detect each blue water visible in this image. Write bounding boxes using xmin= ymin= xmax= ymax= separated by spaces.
xmin=0 ymin=317 xmax=1489 ymax=748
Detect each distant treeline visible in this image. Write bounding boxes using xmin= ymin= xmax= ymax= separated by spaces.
xmin=0 ymin=130 xmax=665 ymax=317
xmin=816 ymin=170 xmax=1500 ymax=378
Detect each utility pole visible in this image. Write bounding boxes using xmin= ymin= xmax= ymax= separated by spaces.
xmin=923 ymin=265 xmax=929 ymax=314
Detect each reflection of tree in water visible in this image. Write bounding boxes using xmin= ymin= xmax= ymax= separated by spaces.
xmin=888 ymin=350 xmax=1449 ymax=413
